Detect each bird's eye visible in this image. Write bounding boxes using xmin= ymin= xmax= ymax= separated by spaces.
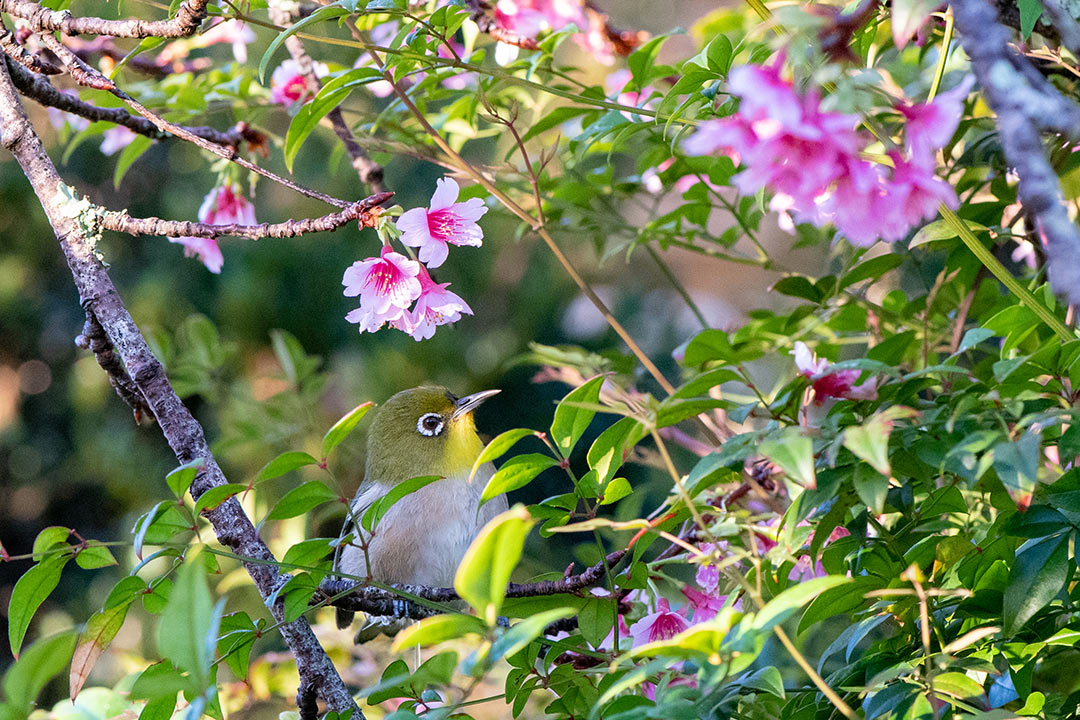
xmin=417 ymin=412 xmax=444 ymax=437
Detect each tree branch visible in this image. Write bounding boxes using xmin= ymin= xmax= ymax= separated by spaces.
xmin=0 ymin=0 xmax=209 ymax=38
xmin=318 ymin=549 xmax=627 ymax=618
xmin=4 ymin=56 xmax=261 ymax=148
xmin=99 ymin=191 xmax=392 ymax=239
xmin=0 ymin=57 xmax=361 ymax=719
xmin=951 ymin=0 xmax=1080 ymax=306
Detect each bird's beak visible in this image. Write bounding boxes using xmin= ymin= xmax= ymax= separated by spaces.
xmin=452 ymin=389 xmax=501 ymax=420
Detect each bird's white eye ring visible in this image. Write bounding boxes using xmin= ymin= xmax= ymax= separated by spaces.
xmin=417 ymin=413 xmax=444 ymax=437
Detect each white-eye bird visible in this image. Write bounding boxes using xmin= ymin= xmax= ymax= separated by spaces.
xmin=333 ymin=385 xmax=508 ymax=639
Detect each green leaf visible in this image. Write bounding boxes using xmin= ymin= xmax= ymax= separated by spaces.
xmin=683 ymin=329 xmax=734 ymax=366
xmin=281 ymin=538 xmax=335 ymax=569
xmin=70 ymin=601 xmax=131 ymax=699
xmin=192 ymin=483 xmax=247 ymax=515
xmin=843 ymin=415 xmax=893 ymax=476
xmin=470 ymin=428 xmax=539 ymax=483
xmin=2 ymin=631 xmax=77 ymax=714
xmin=361 ymin=475 xmax=443 ymax=533
xmin=578 ymin=597 xmax=616 ymax=647
xmin=1018 ymin=0 xmax=1043 ymax=38
xmin=265 ymin=480 xmax=338 ymax=521
xmin=454 ymin=505 xmax=535 ymax=625
xmin=1004 ymin=531 xmax=1069 ymax=634
xmin=672 ymin=368 xmax=740 ymax=399
xmin=600 ymin=477 xmax=633 ymax=505
xmin=752 ymin=576 xmax=851 ymax=632
xmin=391 ymin=614 xmax=487 ymax=651
xmin=218 ymin=612 xmax=257 ymax=680
xmin=489 ymin=608 xmax=575 ymax=663
xmin=75 ymin=541 xmax=117 ymax=570
xmin=322 ymin=402 xmax=373 ymax=460
xmin=8 ymin=554 xmax=68 ymax=658
xmin=759 ymin=431 xmax=816 ymax=489
xmin=32 ymin=526 xmax=71 ymax=560
xmin=771 ymin=276 xmax=822 ymax=303
xmin=285 ymin=68 xmax=384 ymax=171
xmin=258 ymin=4 xmax=351 ymax=81
xmin=550 ymin=376 xmax=605 ymax=457
xmin=933 ymin=671 xmax=985 ymax=701
xmin=166 ymin=458 xmax=204 ymax=498
xmin=256 ymin=451 xmax=318 ymax=482
xmin=113 ymin=133 xmax=153 ymax=188
xmin=740 ymin=666 xmax=785 ymax=698
xmin=480 ymin=454 xmax=559 ymax=505
xmin=840 ymin=254 xmax=902 ymax=290
xmin=157 ymin=552 xmax=215 ymax=689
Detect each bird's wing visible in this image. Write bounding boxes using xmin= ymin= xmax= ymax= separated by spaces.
xmin=332 ymin=480 xmax=386 ymax=630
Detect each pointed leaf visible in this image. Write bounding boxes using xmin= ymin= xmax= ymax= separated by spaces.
xmin=480 ymin=454 xmax=558 ymax=504
xmin=8 ymin=554 xmax=68 ymax=658
xmin=265 ymin=480 xmax=338 ymax=521
xmin=469 ymin=428 xmax=538 ymax=483
xmin=361 ymin=475 xmax=443 ymax=533
xmin=391 ymin=614 xmax=487 ymax=651
xmin=759 ymin=431 xmax=816 ymax=489
xmin=322 ymin=402 xmax=373 ymax=460
xmin=1004 ymin=531 xmax=1069 ymax=634
xmin=454 ymin=505 xmax=535 ymax=625
xmin=550 ymin=376 xmax=605 ymax=457
xmin=256 ymin=451 xmax=318 ymax=483
xmin=70 ymin=601 xmax=131 ymax=699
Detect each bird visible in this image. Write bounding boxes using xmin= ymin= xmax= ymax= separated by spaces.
xmin=333 ymin=385 xmax=508 ymax=640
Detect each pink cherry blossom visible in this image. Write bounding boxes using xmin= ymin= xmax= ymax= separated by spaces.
xmin=395 ymin=267 xmax=473 ymax=341
xmin=793 ymin=341 xmax=878 ymax=404
xmin=695 ymin=542 xmax=721 ymax=595
xmin=629 ymin=599 xmax=691 ymax=647
xmin=270 ymin=59 xmax=325 ymax=106
xmin=168 ymin=183 xmax=255 ymax=274
xmin=686 ymin=59 xmax=962 ymax=246
xmin=681 ymin=586 xmax=727 ymax=623
xmin=342 ymin=246 xmax=422 ymax=332
xmin=397 ymin=178 xmax=487 ymax=268
xmin=100 ymin=126 xmax=137 ymax=156
xmin=192 ymin=19 xmax=255 ymax=62
xmin=898 ymin=76 xmax=975 ymax=162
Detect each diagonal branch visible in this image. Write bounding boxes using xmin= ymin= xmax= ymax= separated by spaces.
xmin=951 ymin=0 xmax=1080 ymax=307
xmin=0 ymin=56 xmax=361 ymax=720
xmin=0 ymin=0 xmax=209 ymax=38
xmin=4 ymin=56 xmax=260 ymax=148
xmin=100 ymin=191 xmax=392 ymax=239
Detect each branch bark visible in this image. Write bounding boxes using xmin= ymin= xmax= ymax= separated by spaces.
xmin=951 ymin=0 xmax=1080 ymax=307
xmin=0 ymin=57 xmax=361 ymax=720
xmin=0 ymin=0 xmax=209 ymax=38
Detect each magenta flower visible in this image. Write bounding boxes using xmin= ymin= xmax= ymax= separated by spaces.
xmin=397 ymin=178 xmax=487 ymax=268
xmin=396 ymin=267 xmax=473 ymax=341
xmin=898 ymin=76 xmax=974 ymax=162
xmin=342 ymin=246 xmax=422 ymax=333
xmin=628 ymin=599 xmax=691 ymax=647
xmin=271 ymin=59 xmax=325 ymax=106
xmin=168 ymin=183 xmax=255 ymax=274
xmin=680 ymin=586 xmax=726 ymax=623
xmin=100 ymin=126 xmax=137 ymax=156
xmin=793 ymin=341 xmax=878 ymax=404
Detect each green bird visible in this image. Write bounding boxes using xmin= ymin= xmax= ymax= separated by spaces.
xmin=333 ymin=385 xmax=508 ymax=639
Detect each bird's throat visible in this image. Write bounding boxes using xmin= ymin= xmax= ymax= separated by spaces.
xmin=445 ymin=412 xmax=484 ymax=476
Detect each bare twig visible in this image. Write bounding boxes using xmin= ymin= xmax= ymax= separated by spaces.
xmin=0 ymin=0 xmax=209 ymax=38
xmin=36 ymin=32 xmax=354 ymax=208
xmin=0 ymin=56 xmax=361 ymax=719
xmin=74 ymin=310 xmax=151 ymax=423
xmin=100 ymin=191 xmax=392 ymax=239
xmin=4 ymin=56 xmax=261 ymax=148
xmin=951 ymin=0 xmax=1080 ymax=306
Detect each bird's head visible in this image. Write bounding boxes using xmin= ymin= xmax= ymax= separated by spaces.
xmin=365 ymin=385 xmax=500 ymax=483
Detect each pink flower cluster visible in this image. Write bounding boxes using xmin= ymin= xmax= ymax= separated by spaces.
xmin=341 ymin=178 xmax=484 ymax=341
xmin=270 ymin=59 xmax=327 ymax=107
xmin=493 ymin=0 xmax=613 ymax=64
xmin=685 ymin=60 xmax=972 ymax=246
xmin=169 ymin=182 xmax=256 ymax=274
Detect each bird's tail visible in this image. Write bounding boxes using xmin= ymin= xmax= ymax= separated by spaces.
xmin=352 ymin=615 xmax=407 ymax=643
xmin=336 ymin=608 xmax=355 ymax=630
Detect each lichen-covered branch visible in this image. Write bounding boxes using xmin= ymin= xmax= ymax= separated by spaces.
xmin=101 ymin=192 xmax=392 ymax=239
xmin=951 ymin=0 xmax=1080 ymax=306
xmin=0 ymin=0 xmax=209 ymax=38
xmin=0 ymin=56 xmax=361 ymax=720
